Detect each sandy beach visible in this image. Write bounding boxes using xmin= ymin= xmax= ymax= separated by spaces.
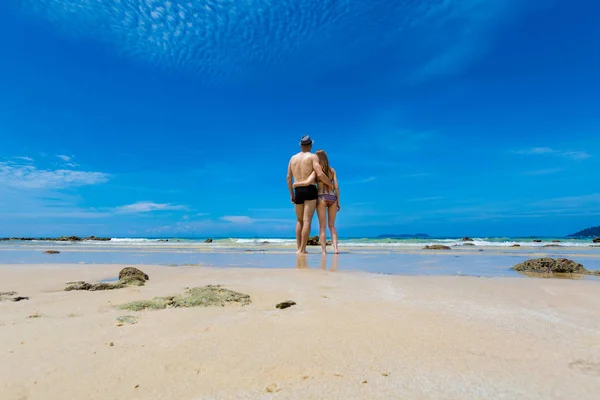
xmin=1 ymin=263 xmax=600 ymax=399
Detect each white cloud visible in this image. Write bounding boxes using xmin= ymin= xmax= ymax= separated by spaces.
xmin=14 ymin=156 xmax=34 ymax=162
xmin=20 ymin=0 xmax=527 ymax=83
xmin=516 ymin=148 xmax=591 ymax=160
xmin=516 ymin=147 xmax=554 ymax=155
xmin=220 ymin=215 xmax=291 ymax=224
xmin=57 ymin=155 xmax=72 ymax=162
xmin=116 ymin=201 xmax=188 ymax=213
xmin=221 ymin=216 xmax=254 ymax=224
xmin=345 ymin=176 xmax=377 ymax=185
xmin=0 ymin=161 xmax=109 ymax=189
xmin=562 ymin=151 xmax=591 ymax=160
xmin=525 ymin=168 xmax=563 ymax=176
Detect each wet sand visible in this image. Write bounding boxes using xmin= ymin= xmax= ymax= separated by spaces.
xmin=1 ymin=263 xmax=600 ymax=399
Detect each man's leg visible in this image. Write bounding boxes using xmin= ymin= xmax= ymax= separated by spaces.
xmin=300 ymin=200 xmax=317 ymax=253
xmin=294 ymin=204 xmax=304 ymax=252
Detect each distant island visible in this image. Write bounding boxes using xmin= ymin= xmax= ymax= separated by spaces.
xmin=0 ymin=236 xmax=111 ymax=242
xmin=377 ymin=233 xmax=430 ymax=239
xmin=567 ymin=226 xmax=600 ymax=237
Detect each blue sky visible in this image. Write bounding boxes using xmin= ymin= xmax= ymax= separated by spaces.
xmin=1 ymin=0 xmax=599 ymax=238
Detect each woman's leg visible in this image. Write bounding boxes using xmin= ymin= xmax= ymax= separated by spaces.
xmin=328 ymin=203 xmax=339 ymax=254
xmin=317 ymin=201 xmax=328 ymax=254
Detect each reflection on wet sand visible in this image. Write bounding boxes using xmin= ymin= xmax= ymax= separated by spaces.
xmin=321 ymin=253 xmax=339 ymax=271
xmin=515 ymin=271 xmax=586 ymax=280
xmin=295 ymin=254 xmax=339 ymax=271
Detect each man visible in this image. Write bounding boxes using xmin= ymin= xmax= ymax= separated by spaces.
xmin=287 ymin=135 xmax=333 ymax=254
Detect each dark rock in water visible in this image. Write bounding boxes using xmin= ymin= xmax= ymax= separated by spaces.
xmin=544 ymin=244 xmax=562 ymax=247
xmin=57 ymin=236 xmax=83 ymax=242
xmin=65 ymin=281 xmax=93 ymax=291
xmin=423 ymin=245 xmax=451 ymax=250
xmin=594 ymin=238 xmax=600 ymax=243
xmin=119 ymin=285 xmax=251 ymax=311
xmin=552 ymin=240 xmax=561 ymax=243
xmin=158 ymin=239 xmax=169 ymax=242
xmin=511 ymin=244 xmax=521 ymax=247
xmin=12 ymin=296 xmax=29 ymax=302
xmin=307 ymin=236 xmax=332 ymax=246
xmin=118 ymin=267 xmax=149 ymax=282
xmin=463 ymin=243 xmax=476 ymax=246
xmin=533 ymin=240 xmax=542 ymax=243
xmin=462 ymin=237 xmax=474 ymax=242
xmin=44 ymin=250 xmax=60 ymax=254
xmin=307 ymin=236 xmax=320 ymax=246
xmin=204 ymin=238 xmax=213 ymax=243
xmin=85 ymin=236 xmax=111 ymax=241
xmin=276 ymin=301 xmax=297 ymax=309
xmin=512 ymin=258 xmax=588 ymax=274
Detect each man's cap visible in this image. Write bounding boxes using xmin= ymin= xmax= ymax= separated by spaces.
xmin=300 ymin=135 xmax=314 ymax=146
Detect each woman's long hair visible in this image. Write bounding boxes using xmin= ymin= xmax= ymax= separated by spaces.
xmin=316 ymin=150 xmax=333 ymax=180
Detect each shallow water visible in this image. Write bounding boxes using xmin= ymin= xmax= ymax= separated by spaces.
xmin=1 ymin=242 xmax=600 ymax=279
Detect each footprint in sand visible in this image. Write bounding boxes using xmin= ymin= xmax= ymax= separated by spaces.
xmin=569 ymin=360 xmax=600 ymax=376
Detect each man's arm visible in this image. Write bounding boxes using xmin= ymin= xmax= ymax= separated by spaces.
xmin=312 ymin=155 xmax=333 ymax=187
xmin=286 ymin=160 xmax=295 ymax=202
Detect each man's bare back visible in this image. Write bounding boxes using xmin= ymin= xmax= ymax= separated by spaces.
xmin=289 ymin=152 xmax=318 ymax=185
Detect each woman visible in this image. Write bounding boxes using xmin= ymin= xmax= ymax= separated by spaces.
xmin=293 ymin=150 xmax=340 ymax=254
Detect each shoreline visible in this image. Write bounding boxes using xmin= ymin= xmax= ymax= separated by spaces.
xmin=1 ymin=264 xmax=600 ymax=399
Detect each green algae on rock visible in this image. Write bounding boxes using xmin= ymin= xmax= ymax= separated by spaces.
xmin=65 ymin=267 xmax=149 ymax=291
xmin=512 ymin=258 xmax=600 ymax=276
xmin=116 ymin=315 xmax=138 ymax=325
xmin=119 ymin=285 xmax=251 ymax=311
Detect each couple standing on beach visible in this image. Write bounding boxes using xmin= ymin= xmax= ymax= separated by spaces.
xmin=287 ymin=135 xmax=340 ymax=255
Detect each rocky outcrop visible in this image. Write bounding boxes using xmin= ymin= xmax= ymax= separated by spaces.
xmin=276 ymin=301 xmax=296 ymax=309
xmin=307 ymin=236 xmax=332 ymax=246
xmin=532 ymin=240 xmax=542 ymax=243
xmin=423 ymin=245 xmax=451 ymax=250
xmin=119 ymin=285 xmax=251 ymax=311
xmin=65 ymin=281 xmax=93 ymax=291
xmin=552 ymin=240 xmax=561 ymax=243
xmin=65 ymin=267 xmax=149 ymax=291
xmin=307 ymin=236 xmax=320 ymax=246
xmin=594 ymin=238 xmax=600 ymax=243
xmin=0 ymin=292 xmax=29 ymax=302
xmin=204 ymin=238 xmax=213 ymax=243
xmin=44 ymin=250 xmax=60 ymax=254
xmin=118 ymin=267 xmax=149 ymax=284
xmin=462 ymin=237 xmax=474 ymax=242
xmin=512 ymin=258 xmax=599 ymax=275
xmin=511 ymin=244 xmax=521 ymax=247
xmin=0 ymin=291 xmax=17 ymax=301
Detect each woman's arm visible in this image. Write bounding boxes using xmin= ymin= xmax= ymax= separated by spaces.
xmin=292 ymin=171 xmax=316 ymax=188
xmin=333 ymin=168 xmax=340 ymax=210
